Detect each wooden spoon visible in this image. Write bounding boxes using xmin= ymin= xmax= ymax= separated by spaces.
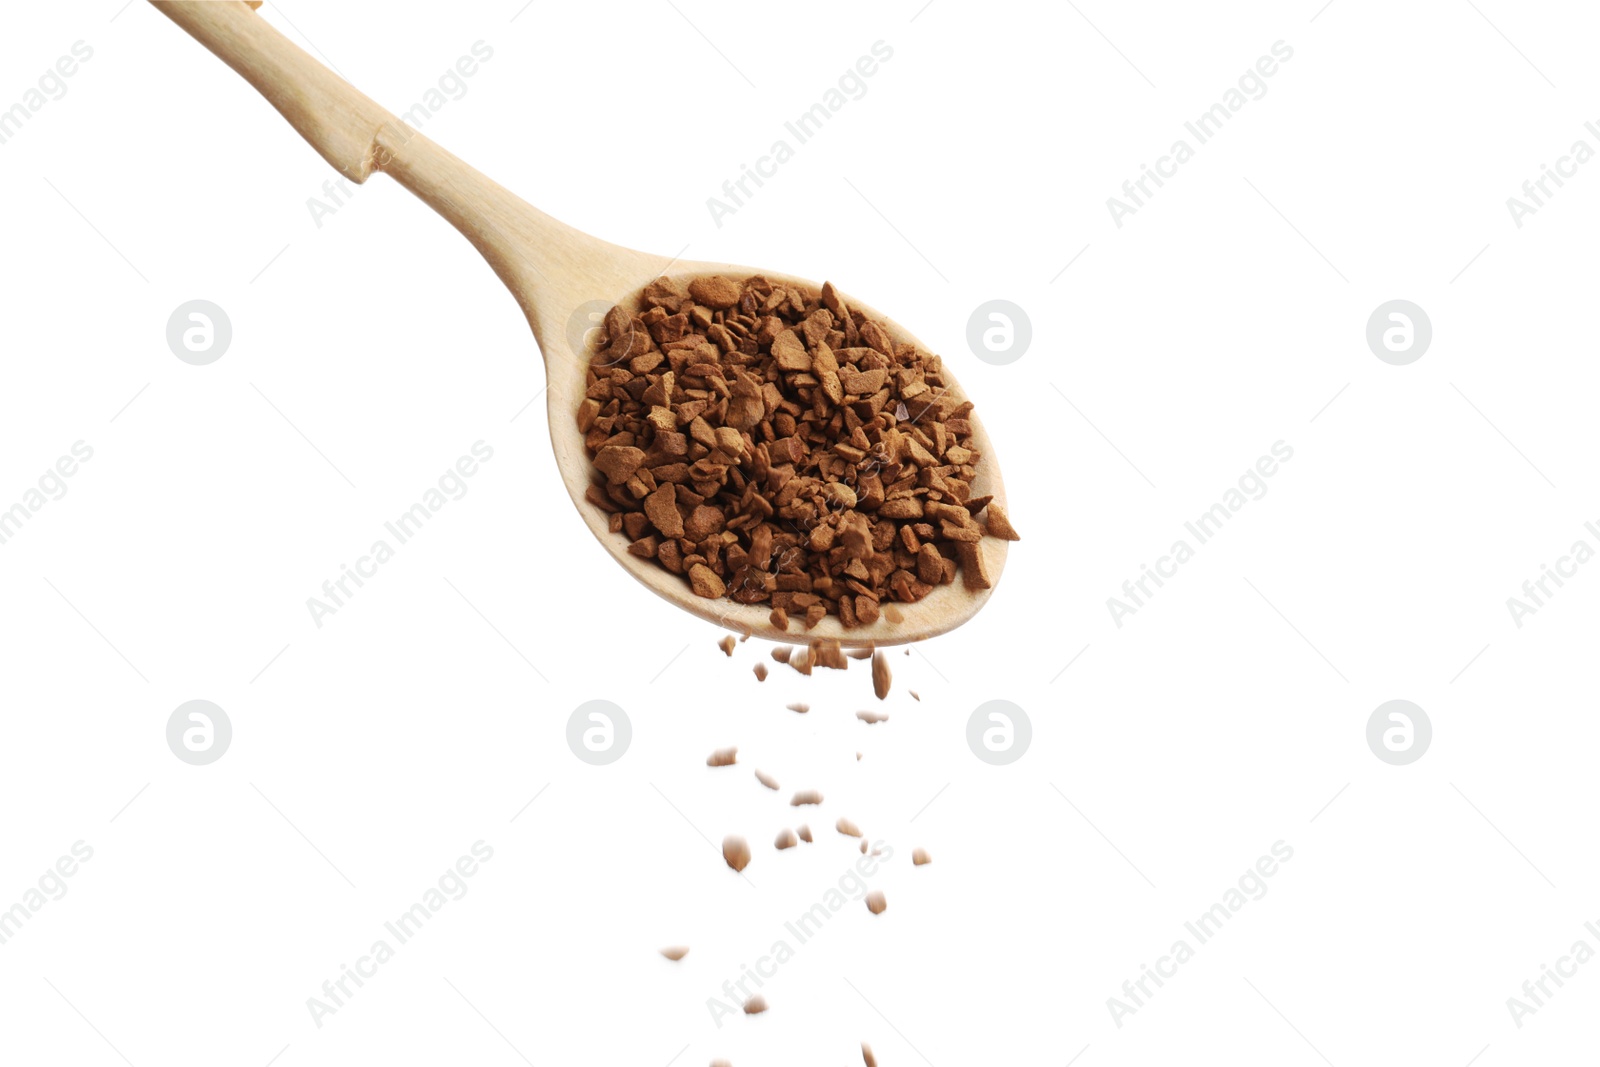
xmin=151 ymin=1 xmax=1009 ymax=646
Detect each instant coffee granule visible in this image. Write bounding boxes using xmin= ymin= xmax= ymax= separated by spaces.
xmin=577 ymin=275 xmax=1019 ymax=626
xmin=913 ymin=848 xmax=932 ymax=866
xmin=871 ymin=650 xmax=891 ymax=699
xmin=660 ymin=946 xmax=689 ymax=960
xmin=774 ymin=828 xmax=797 ymax=850
xmin=721 ymin=835 xmax=751 ymax=872
xmin=754 ymin=769 xmax=779 ymax=790
xmin=742 ymin=995 xmax=768 ymax=1015
xmin=836 ymin=817 xmax=862 ymax=838
xmin=796 ymin=824 xmax=812 ymax=842
xmin=865 ymin=890 xmax=887 ymax=915
xmin=856 ymin=709 xmax=888 ymax=725
xmin=707 ymin=747 xmax=738 ymax=767
xmin=790 ymin=790 xmax=823 ymax=806
xmin=752 ymin=663 xmax=768 ymax=682
xmin=862 ymin=1043 xmax=878 ymax=1067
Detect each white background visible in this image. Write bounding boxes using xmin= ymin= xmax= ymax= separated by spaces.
xmin=3 ymin=1 xmax=1599 ymax=1064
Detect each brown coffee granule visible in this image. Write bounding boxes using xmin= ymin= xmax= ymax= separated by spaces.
xmin=985 ymin=502 xmax=1020 ymax=540
xmin=707 ymin=747 xmax=738 ymax=767
xmin=754 ymin=769 xmax=778 ymax=790
xmin=871 ymin=651 xmax=891 ymax=699
xmin=785 ymin=701 xmax=809 ymax=714
xmin=717 ymin=635 xmax=736 ymax=656
xmin=797 ymin=824 xmax=812 ymax=842
xmin=769 ymin=607 xmax=790 ymax=631
xmin=856 ymin=752 xmax=862 ymax=760
xmin=856 ymin=709 xmax=888 ymax=725
xmin=910 ymin=690 xmax=920 ymax=701
xmin=661 ymin=945 xmax=689 ymax=960
xmin=912 ymin=848 xmax=932 ymax=865
xmin=577 ymin=275 xmax=1017 ymax=626
xmin=742 ymin=995 xmax=768 ymax=1015
xmin=859 ymin=839 xmax=868 ymax=853
xmin=790 ymin=790 xmax=823 ymax=806
xmin=771 ymin=646 xmax=792 ymax=663
xmin=865 ymin=890 xmax=887 ymax=915
xmin=752 ymin=663 xmax=768 ymax=682
xmin=846 ymin=647 xmax=875 ymax=661
xmin=862 ymin=1043 xmax=878 ymax=1067
xmin=810 ymin=640 xmax=848 ymax=670
xmin=774 ymin=828 xmax=798 ymax=850
xmin=836 ymin=817 xmax=861 ymax=837
xmin=722 ymin=835 xmax=751 ymax=872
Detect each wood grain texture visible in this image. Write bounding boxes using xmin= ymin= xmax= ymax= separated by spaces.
xmin=150 ymin=0 xmax=1008 ymax=646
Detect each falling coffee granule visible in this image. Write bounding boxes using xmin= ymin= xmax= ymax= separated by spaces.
xmin=722 ymin=835 xmax=751 ymax=872
xmin=743 ymin=995 xmax=768 ymax=1015
xmin=771 ymin=646 xmax=792 ymax=664
xmin=717 ymin=635 xmax=736 ymax=656
xmin=791 ymin=790 xmax=823 ymax=806
xmin=836 ymin=817 xmax=862 ymax=837
xmin=865 ymin=890 xmax=887 ymax=915
xmin=785 ymin=701 xmax=809 ymax=714
xmin=856 ymin=709 xmax=888 ymax=725
xmin=859 ymin=839 xmax=867 ymax=854
xmin=754 ymin=768 xmax=779 ymax=790
xmin=862 ymin=1043 xmax=878 ymax=1067
xmin=660 ymin=945 xmax=689 ymax=960
xmin=811 ymin=640 xmax=848 ymax=670
xmin=774 ymin=828 xmax=798 ymax=850
xmin=752 ymin=662 xmax=768 ymax=681
xmin=707 ymin=746 xmax=738 ymax=767
xmin=846 ymin=647 xmax=874 ymax=660
xmin=871 ymin=651 xmax=891 ymax=700
xmin=910 ymin=689 xmax=920 ymax=701
xmin=577 ymin=275 xmax=1016 ymax=627
xmin=796 ymin=824 xmax=813 ymax=842
xmin=912 ymin=848 xmax=932 ymax=866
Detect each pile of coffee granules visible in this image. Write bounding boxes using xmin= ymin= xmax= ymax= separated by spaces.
xmin=576 ymin=275 xmax=1019 ymax=629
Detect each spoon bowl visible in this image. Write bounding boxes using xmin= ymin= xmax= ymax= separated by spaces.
xmin=153 ymin=0 xmax=1008 ymax=646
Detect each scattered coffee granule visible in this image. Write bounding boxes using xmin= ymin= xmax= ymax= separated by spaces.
xmin=856 ymin=709 xmax=889 ymax=724
xmin=862 ymin=1043 xmax=878 ymax=1067
xmin=771 ymin=646 xmax=792 ymax=664
xmin=707 ymin=746 xmax=738 ymax=767
xmin=722 ymin=835 xmax=751 ymax=872
xmin=577 ymin=274 xmax=1014 ymax=626
xmin=717 ymin=635 xmax=736 ymax=656
xmin=912 ymin=848 xmax=931 ymax=865
xmin=871 ymin=651 xmax=891 ymax=700
xmin=754 ymin=768 xmax=779 ymax=790
xmin=788 ymin=648 xmax=813 ymax=676
xmin=836 ymin=817 xmax=862 ymax=837
xmin=661 ymin=945 xmax=690 ymax=960
xmin=769 ymin=607 xmax=790 ymax=631
xmin=774 ymin=828 xmax=798 ymax=850
xmin=859 ymin=839 xmax=867 ymax=854
xmin=743 ymin=995 xmax=768 ymax=1015
xmin=791 ymin=790 xmax=823 ymax=806
xmin=910 ymin=690 xmax=920 ymax=701
xmin=753 ymin=663 xmax=768 ymax=682
xmin=846 ymin=647 xmax=875 ymax=661
xmin=856 ymin=752 xmax=862 ymax=760
xmin=865 ymin=890 xmax=887 ymax=915
xmin=785 ymin=701 xmax=809 ymax=714
xmin=797 ymin=824 xmax=813 ymax=842
xmin=811 ymin=640 xmax=848 ymax=670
